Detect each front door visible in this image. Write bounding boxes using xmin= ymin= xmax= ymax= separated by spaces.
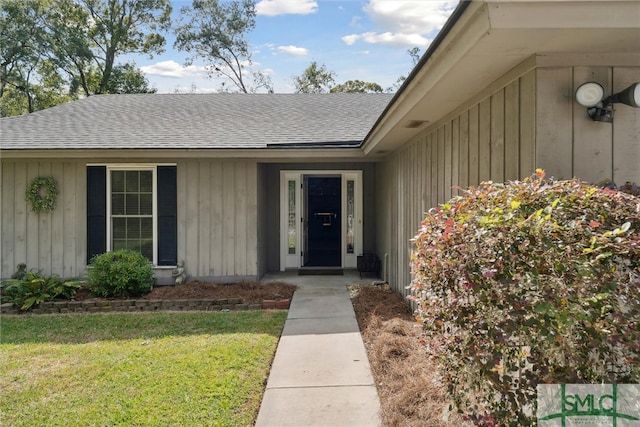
xmin=280 ymin=170 xmax=362 ymax=271
xmin=304 ymin=176 xmax=341 ymax=266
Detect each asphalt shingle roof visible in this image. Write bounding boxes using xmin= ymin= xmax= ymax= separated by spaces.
xmin=0 ymin=93 xmax=394 ymax=150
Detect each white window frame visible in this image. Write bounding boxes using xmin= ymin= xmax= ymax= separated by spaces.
xmin=280 ymin=172 xmax=301 ymax=269
xmin=279 ymin=170 xmax=363 ymax=271
xmin=106 ymin=165 xmax=158 ymax=265
xmin=342 ymin=172 xmax=362 ymax=269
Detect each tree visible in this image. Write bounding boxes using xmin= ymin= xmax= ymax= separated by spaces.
xmin=1 ymin=0 xmax=170 ymax=115
xmin=77 ymin=0 xmax=171 ymax=94
xmin=386 ymin=47 xmax=422 ymax=93
xmin=174 ymin=0 xmax=271 ymax=94
xmin=0 ymin=59 xmax=74 ymax=117
xmin=408 ymin=47 xmax=421 ymax=66
xmin=293 ymin=61 xmax=336 ymax=94
xmin=32 ymin=0 xmax=98 ymax=99
xmin=330 ymin=80 xmax=383 ymax=93
xmin=0 ymin=0 xmax=48 ymax=101
xmin=106 ymin=63 xmax=156 ymax=94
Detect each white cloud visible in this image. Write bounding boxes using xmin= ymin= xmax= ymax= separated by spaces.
xmin=140 ymin=60 xmax=207 ymax=78
xmin=277 ymin=45 xmax=309 ymax=56
xmin=343 ymin=31 xmax=429 ymax=47
xmin=256 ymin=0 xmax=318 ymax=16
xmin=343 ymin=0 xmax=456 ymax=47
xmin=365 ymin=0 xmax=457 ymax=34
xmin=342 ymin=34 xmax=360 ymax=46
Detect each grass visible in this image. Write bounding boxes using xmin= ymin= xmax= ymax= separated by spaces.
xmin=0 ymin=311 xmax=288 ymax=427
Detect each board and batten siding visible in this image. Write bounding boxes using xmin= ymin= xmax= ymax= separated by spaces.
xmin=376 ymin=69 xmax=537 ymax=294
xmin=1 ymin=160 xmax=86 ymax=279
xmin=1 ymin=159 xmax=259 ymax=280
xmin=537 ymin=66 xmax=640 ymax=185
xmin=178 ymin=159 xmax=258 ymax=280
xmin=376 ymin=64 xmax=639 ymax=294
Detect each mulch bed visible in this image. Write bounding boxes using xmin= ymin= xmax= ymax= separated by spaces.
xmin=350 ymin=285 xmax=463 ymax=427
xmin=73 ymin=281 xmax=297 ymax=305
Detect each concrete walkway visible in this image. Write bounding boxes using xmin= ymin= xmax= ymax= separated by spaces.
xmin=255 ymin=270 xmax=382 ymax=427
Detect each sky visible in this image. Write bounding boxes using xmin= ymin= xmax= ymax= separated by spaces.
xmin=136 ymin=0 xmax=459 ymax=94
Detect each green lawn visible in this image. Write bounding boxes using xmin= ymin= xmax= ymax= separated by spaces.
xmin=0 ymin=311 xmax=287 ymax=427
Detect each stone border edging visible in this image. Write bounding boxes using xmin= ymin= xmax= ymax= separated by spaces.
xmin=0 ymin=298 xmax=291 ymax=315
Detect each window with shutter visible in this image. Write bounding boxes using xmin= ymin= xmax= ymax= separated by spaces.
xmin=86 ymin=165 xmax=177 ymax=266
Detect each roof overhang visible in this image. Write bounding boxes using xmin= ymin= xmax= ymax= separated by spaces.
xmin=0 ymin=148 xmax=370 ymax=161
xmin=362 ymin=0 xmax=640 ymax=156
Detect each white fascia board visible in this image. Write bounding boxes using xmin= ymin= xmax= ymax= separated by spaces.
xmin=0 ymin=148 xmax=368 ymax=160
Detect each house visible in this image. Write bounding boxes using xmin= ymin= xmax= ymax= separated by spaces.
xmin=0 ymin=93 xmax=393 ymax=283
xmin=1 ymin=0 xmax=639 ymax=293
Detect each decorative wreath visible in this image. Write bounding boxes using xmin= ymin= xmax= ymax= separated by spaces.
xmin=26 ymin=177 xmax=58 ymax=213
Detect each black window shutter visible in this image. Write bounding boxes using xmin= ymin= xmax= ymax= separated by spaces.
xmin=157 ymin=166 xmax=177 ymax=266
xmin=87 ymin=166 xmax=107 ymax=264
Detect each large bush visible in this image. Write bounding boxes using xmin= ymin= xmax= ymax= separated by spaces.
xmin=409 ymin=170 xmax=639 ymax=425
xmin=88 ymin=250 xmax=155 ymax=297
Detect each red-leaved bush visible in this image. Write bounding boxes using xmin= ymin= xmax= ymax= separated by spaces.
xmin=409 ymin=170 xmax=640 ymax=426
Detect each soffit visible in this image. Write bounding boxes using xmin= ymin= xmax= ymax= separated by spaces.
xmin=363 ymin=0 xmax=640 ymax=156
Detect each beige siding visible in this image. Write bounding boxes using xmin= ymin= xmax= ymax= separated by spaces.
xmin=376 ymin=71 xmax=535 ymax=293
xmin=459 ymin=110 xmax=470 ymax=189
xmin=504 ymin=80 xmax=520 ymax=179
xmin=177 ymin=159 xmax=258 ymax=278
xmin=468 ymin=105 xmax=480 ymax=185
xmin=536 ymin=68 xmax=575 ymax=180
xmin=1 ymin=160 xmax=87 ymax=278
xmin=612 ymin=68 xmax=640 ymax=185
xmin=376 ymin=64 xmax=639 ymax=293
xmin=520 ymin=71 xmax=536 ymax=176
xmin=572 ymin=67 xmax=613 ymax=183
xmin=374 ymin=159 xmax=398 ymax=287
xmin=535 ymin=65 xmax=640 ymax=185
xmin=1 ymin=159 xmax=259 ymax=279
xmin=490 ymin=90 xmax=505 ymax=182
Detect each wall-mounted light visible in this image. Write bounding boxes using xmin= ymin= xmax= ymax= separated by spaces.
xmin=575 ymin=81 xmax=640 ymax=123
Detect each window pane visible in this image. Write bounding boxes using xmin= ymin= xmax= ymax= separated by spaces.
xmin=125 ymin=171 xmax=139 ymax=192
xmin=141 ymin=218 xmax=153 ymax=239
xmin=125 ymin=194 xmax=139 ymax=215
xmin=112 ymin=194 xmax=125 ymax=215
xmin=140 ymin=194 xmax=152 ymax=215
xmin=126 ymin=240 xmax=141 ymax=253
xmin=127 ymin=218 xmax=141 ymax=238
xmin=347 ymin=180 xmax=354 ymax=254
xmin=139 ymin=171 xmax=152 ymax=193
xmin=113 ymin=218 xmax=126 ymax=239
xmin=111 ymin=171 xmax=125 ymax=193
xmin=113 ymin=239 xmax=127 ymax=251
xmin=140 ymin=239 xmax=153 ymax=260
xmin=287 ymin=180 xmax=296 ymax=254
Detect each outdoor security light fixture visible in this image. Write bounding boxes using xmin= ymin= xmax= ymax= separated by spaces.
xmin=575 ymin=81 xmax=640 ymax=123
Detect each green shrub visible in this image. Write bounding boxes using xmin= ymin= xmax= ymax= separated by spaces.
xmin=409 ymin=170 xmax=640 ymax=426
xmin=88 ymin=250 xmax=155 ymax=297
xmin=1 ymin=271 xmax=83 ymax=311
